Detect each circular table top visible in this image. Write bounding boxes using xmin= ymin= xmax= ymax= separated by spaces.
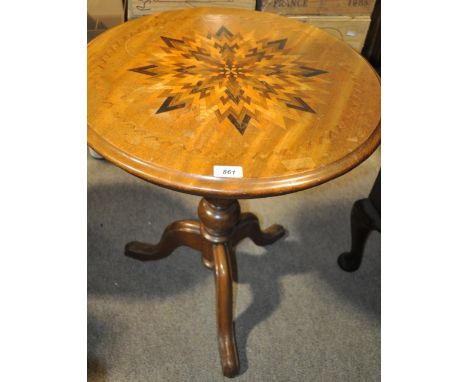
xmin=88 ymin=8 xmax=380 ymax=199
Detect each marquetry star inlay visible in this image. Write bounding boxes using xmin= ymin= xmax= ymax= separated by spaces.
xmin=128 ymin=26 xmax=329 ymax=135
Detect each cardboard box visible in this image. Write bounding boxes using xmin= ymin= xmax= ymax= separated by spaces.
xmin=260 ymin=0 xmax=375 ymax=16
xmin=127 ymin=0 xmax=255 ymax=20
xmin=87 ymin=0 xmax=124 ymax=42
xmin=289 ymin=15 xmax=371 ymax=52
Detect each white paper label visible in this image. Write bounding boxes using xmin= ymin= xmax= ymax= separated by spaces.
xmin=213 ymin=166 xmax=243 ymax=178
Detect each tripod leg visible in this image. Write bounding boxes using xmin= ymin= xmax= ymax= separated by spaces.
xmin=230 ymin=212 xmax=285 ymax=248
xmin=212 ymin=243 xmax=239 ymax=377
xmin=125 ymin=220 xmax=203 ymax=261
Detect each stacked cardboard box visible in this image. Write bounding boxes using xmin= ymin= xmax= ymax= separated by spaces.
xmin=259 ymin=0 xmax=376 ymax=52
xmin=87 ymin=0 xmax=124 ymax=42
xmin=126 ymin=0 xmax=256 ymax=20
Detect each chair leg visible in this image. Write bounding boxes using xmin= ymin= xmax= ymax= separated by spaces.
xmin=338 ymin=199 xmax=375 ymax=272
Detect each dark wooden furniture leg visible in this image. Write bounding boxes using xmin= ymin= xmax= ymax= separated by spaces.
xmin=338 ymin=171 xmax=381 ymax=272
xmin=125 ymin=220 xmax=203 ymax=261
xmin=212 ymin=243 xmax=238 ymax=377
xmin=230 ymin=212 xmax=286 ymax=247
xmin=124 ymin=197 xmax=285 ymax=377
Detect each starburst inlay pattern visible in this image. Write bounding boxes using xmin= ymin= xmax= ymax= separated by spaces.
xmin=128 ymin=26 xmax=329 ymax=135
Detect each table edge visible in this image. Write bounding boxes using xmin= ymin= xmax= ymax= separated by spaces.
xmin=87 ymin=121 xmax=380 ymax=199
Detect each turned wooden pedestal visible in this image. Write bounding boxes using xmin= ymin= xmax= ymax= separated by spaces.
xmin=125 ymin=198 xmax=284 ymax=377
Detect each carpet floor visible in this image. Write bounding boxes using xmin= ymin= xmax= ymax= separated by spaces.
xmin=88 ymin=149 xmax=380 ymax=382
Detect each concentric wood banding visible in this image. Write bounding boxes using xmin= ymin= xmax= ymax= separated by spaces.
xmin=88 ymin=8 xmax=380 ymax=198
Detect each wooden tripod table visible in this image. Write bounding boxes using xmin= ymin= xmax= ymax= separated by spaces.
xmin=88 ymin=7 xmax=380 ymax=377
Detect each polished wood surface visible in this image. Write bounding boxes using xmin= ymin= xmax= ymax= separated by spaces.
xmin=88 ymin=7 xmax=380 ymax=198
xmin=125 ymin=198 xmax=285 ymax=377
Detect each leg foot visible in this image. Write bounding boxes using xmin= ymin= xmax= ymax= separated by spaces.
xmin=231 ymin=212 xmax=285 ymax=247
xmin=337 ymin=252 xmax=363 ymax=272
xmin=212 ymin=243 xmax=239 ymax=377
xmin=125 ymin=220 xmax=203 ymax=261
xmin=338 ymin=200 xmax=376 ymax=272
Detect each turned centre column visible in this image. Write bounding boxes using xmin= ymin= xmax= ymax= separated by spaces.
xmin=198 ymin=198 xmax=240 ymax=243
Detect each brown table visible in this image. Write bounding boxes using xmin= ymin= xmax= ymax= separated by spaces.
xmin=88 ymin=7 xmax=380 ymax=377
